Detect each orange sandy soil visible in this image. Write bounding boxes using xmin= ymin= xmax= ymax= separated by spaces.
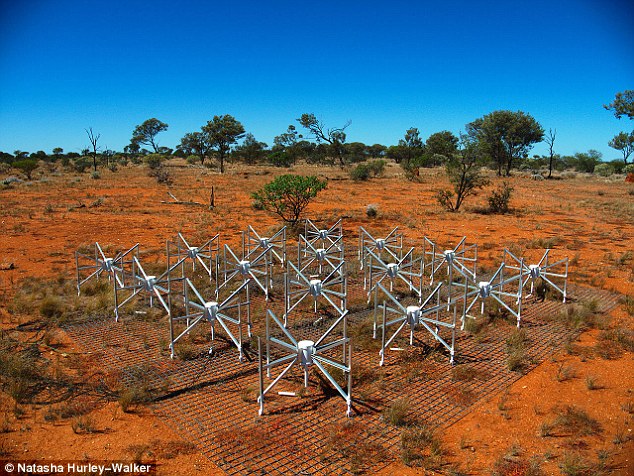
xmin=1 ymin=160 xmax=633 ymax=475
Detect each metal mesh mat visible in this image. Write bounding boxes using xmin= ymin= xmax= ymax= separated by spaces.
xmin=64 ymin=284 xmax=620 ymax=475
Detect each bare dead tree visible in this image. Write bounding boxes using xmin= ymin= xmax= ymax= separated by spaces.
xmin=544 ymin=128 xmax=556 ymax=179
xmin=85 ymin=127 xmax=101 ymax=172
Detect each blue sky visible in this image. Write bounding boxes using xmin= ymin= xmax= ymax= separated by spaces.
xmin=1 ymin=0 xmax=632 ymax=159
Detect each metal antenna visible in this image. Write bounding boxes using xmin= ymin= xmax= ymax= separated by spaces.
xmin=219 ymin=244 xmax=272 ymax=300
xmin=284 ymin=260 xmax=347 ymax=327
xmin=304 ymin=218 xmax=343 ymax=251
xmin=502 ymin=249 xmax=569 ymax=302
xmin=422 ymin=237 xmax=478 ymax=308
xmin=372 ymin=282 xmax=458 ymax=365
xmin=364 ymin=248 xmax=423 ymax=302
xmin=297 ymin=234 xmax=345 ymax=277
xmin=113 ymin=256 xmax=187 ymax=322
xmin=168 ymin=277 xmax=251 ymax=361
xmin=457 ymin=263 xmax=524 ymax=329
xmin=75 ymin=242 xmax=139 ymax=295
xmin=166 ymin=233 xmax=219 ymax=281
xmin=358 ymin=226 xmax=403 ymax=270
xmin=242 ymin=225 xmax=287 ymax=267
xmin=257 ymin=309 xmax=352 ymax=417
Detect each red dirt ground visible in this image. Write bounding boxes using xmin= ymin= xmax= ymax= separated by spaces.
xmin=1 ymin=160 xmax=632 ymax=475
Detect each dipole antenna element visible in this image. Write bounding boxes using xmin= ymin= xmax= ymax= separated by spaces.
xmin=257 ymin=309 xmax=352 ymax=417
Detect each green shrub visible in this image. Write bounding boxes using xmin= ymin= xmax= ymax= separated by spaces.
xmin=12 ymin=159 xmax=38 ymax=180
xmin=251 ymin=175 xmax=327 ymax=224
xmin=487 ymin=182 xmax=513 ymax=213
xmin=144 ymin=154 xmax=165 ymax=170
xmin=267 ymin=151 xmax=293 ymax=168
xmin=73 ymin=157 xmax=91 ymax=173
xmin=350 ymin=164 xmax=370 ymax=181
xmin=594 ymin=163 xmax=614 ymax=177
xmin=367 ymin=159 xmax=386 ymax=176
xmin=623 ymin=164 xmax=634 ymax=175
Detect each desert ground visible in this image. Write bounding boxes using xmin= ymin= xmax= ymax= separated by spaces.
xmin=1 ymin=160 xmax=632 ymax=475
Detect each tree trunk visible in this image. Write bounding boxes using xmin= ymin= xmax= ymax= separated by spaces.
xmin=548 ymin=155 xmax=553 ymax=179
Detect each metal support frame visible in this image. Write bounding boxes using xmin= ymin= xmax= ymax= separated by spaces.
xmin=423 ymin=236 xmax=477 ymax=284
xmin=220 ymin=244 xmax=272 ymax=300
xmin=423 ymin=237 xmax=478 ymax=307
xmin=458 ymin=263 xmax=524 ymax=328
xmin=304 ymin=218 xmax=343 ymax=252
xmin=502 ymin=249 xmax=569 ymax=303
xmin=297 ymin=234 xmax=344 ymax=277
xmin=284 ymin=260 xmax=347 ymax=326
xmin=257 ymin=309 xmax=352 ymax=416
xmin=166 ymin=233 xmax=219 ymax=281
xmin=358 ymin=226 xmax=403 ymax=270
xmin=373 ymin=282 xmax=457 ymax=365
xmin=168 ymin=277 xmax=251 ymax=361
xmin=242 ymin=225 xmax=286 ymax=267
xmin=75 ymin=242 xmax=139 ymax=295
xmin=113 ymin=256 xmax=186 ymax=322
xmin=364 ymin=248 xmax=423 ymax=303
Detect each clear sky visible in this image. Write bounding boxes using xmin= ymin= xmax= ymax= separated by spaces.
xmin=0 ymin=0 xmax=632 ymax=160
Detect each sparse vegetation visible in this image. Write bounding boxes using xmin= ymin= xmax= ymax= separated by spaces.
xmin=487 ymin=182 xmax=514 ymax=213
xmin=506 ymin=329 xmax=532 ymax=372
xmin=251 ymin=174 xmax=327 ymax=224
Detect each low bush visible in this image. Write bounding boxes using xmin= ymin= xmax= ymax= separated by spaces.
xmin=593 ymin=163 xmax=614 ymax=177
xmin=487 ymin=182 xmax=513 ymax=213
xmin=350 ymin=163 xmax=370 ymax=181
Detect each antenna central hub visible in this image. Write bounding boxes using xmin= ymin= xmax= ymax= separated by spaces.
xmin=444 ymin=250 xmax=455 ymax=262
xmin=204 ymin=301 xmax=219 ymax=320
xmin=528 ymin=264 xmax=541 ymax=278
xmin=143 ymin=276 xmax=157 ymax=291
xmin=406 ymin=305 xmax=421 ymax=324
xmin=309 ymin=279 xmax=323 ymax=297
xmin=478 ymin=281 xmax=491 ymax=297
xmin=259 ymin=238 xmax=270 ymax=248
xmin=315 ymin=248 xmax=326 ymax=262
xmin=102 ymin=258 xmax=114 ymax=272
xmin=376 ymin=239 xmax=386 ymax=251
xmin=186 ymin=246 xmax=199 ymax=259
xmin=298 ymin=340 xmax=315 ymax=365
xmin=387 ymin=263 xmax=399 ymax=278
xmin=238 ymin=260 xmax=251 ymax=275
xmin=318 ymin=229 xmax=329 ymax=240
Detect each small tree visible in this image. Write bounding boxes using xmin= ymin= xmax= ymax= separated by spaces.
xmin=13 ymin=159 xmax=38 ymax=180
xmin=297 ymin=113 xmax=350 ymax=167
xmin=233 ymin=133 xmax=268 ymax=165
xmin=544 ymin=128 xmax=557 ymax=178
xmin=203 ymin=115 xmax=245 ymax=173
xmin=131 ymin=118 xmax=168 ymax=153
xmin=436 ymin=135 xmax=489 ymax=212
xmin=608 ymin=131 xmax=634 ymax=164
xmin=251 ymin=175 xmax=327 ymax=224
xmin=85 ymin=127 xmax=101 ymax=172
xmin=604 ymin=90 xmax=634 ymax=120
xmin=179 ymin=131 xmax=212 ymax=165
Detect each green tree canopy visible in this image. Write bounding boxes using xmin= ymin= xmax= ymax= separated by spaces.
xmin=608 ymin=131 xmax=634 ymax=164
xmin=604 ymin=90 xmax=634 ymax=120
xmin=424 ymin=131 xmax=459 ymax=166
xmin=13 ymin=159 xmax=38 ymax=180
xmin=131 ymin=118 xmax=168 ymax=153
xmin=233 ymin=133 xmax=268 ymax=165
xmin=468 ymin=110 xmax=544 ymax=176
xmin=179 ymin=131 xmax=212 ymax=165
xmin=202 ymin=115 xmax=245 ymax=173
